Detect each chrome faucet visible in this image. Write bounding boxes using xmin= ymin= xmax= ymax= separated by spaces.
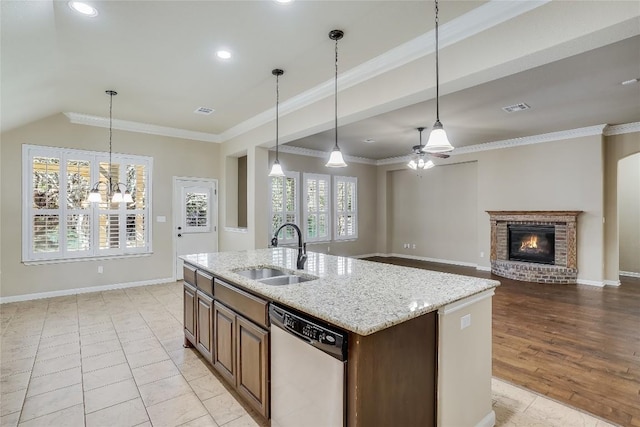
xmin=271 ymin=223 xmax=307 ymax=270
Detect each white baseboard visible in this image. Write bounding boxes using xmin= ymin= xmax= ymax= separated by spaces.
xmin=620 ymin=271 xmax=640 ymax=278
xmin=388 ymin=253 xmax=477 ymax=268
xmin=0 ymin=277 xmax=175 ymax=304
xmin=604 ymin=279 xmax=621 ymax=287
xmin=476 ymin=265 xmax=492 ymax=272
xmin=475 ymin=410 xmax=496 ymax=427
xmin=576 ymin=279 xmax=605 ymax=288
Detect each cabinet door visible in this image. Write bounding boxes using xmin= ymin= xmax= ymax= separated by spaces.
xmin=183 ymin=283 xmax=196 ymax=345
xmin=213 ymin=301 xmax=236 ymax=384
xmin=196 ymin=291 xmax=213 ymax=362
xmin=236 ymin=316 xmax=270 ymax=418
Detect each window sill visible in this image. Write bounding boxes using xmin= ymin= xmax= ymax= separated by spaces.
xmin=23 ymin=252 xmax=153 ymax=266
xmin=224 ymin=227 xmax=248 ymax=234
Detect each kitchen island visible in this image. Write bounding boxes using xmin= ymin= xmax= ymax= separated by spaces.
xmin=182 ymin=248 xmax=500 ymax=427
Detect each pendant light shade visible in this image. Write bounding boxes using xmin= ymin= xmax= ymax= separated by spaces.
xmin=85 ymin=90 xmax=133 ymax=204
xmin=269 ymin=69 xmax=286 ymax=177
xmin=424 ymin=0 xmax=454 ymax=154
xmin=326 ymin=29 xmax=347 ymax=168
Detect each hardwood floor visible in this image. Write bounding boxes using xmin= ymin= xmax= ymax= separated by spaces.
xmin=366 ymin=257 xmax=640 ymax=427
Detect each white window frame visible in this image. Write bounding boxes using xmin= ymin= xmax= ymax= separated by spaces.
xmin=333 ymin=176 xmax=358 ymax=241
xmin=303 ymin=173 xmax=331 ymax=243
xmin=22 ymin=144 xmax=153 ymax=263
xmin=268 ymin=171 xmax=299 ymax=245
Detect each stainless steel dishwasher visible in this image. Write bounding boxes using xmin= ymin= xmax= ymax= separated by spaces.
xmin=270 ymin=304 xmax=348 ymax=427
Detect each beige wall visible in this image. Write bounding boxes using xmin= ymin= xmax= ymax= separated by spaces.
xmin=379 ymin=134 xmax=606 ymax=283
xmin=618 ymin=153 xmax=640 ymax=273
xmin=237 ymin=155 xmax=248 ymax=228
xmin=388 ymin=162 xmax=478 ymax=264
xmin=0 ymin=114 xmax=220 ymax=299
xmin=604 ymin=132 xmax=640 ymax=281
xmin=265 ymin=151 xmax=378 ymax=257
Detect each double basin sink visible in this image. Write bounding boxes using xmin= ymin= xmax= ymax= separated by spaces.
xmin=235 ymin=267 xmax=317 ymax=286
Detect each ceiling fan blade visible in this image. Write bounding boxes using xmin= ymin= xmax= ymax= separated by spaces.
xmin=430 ymin=153 xmax=450 ymax=159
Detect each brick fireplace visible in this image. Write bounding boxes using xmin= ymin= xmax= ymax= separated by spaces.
xmin=487 ymin=211 xmax=582 ymax=284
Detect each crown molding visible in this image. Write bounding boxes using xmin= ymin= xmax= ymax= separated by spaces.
xmin=603 ymin=121 xmax=640 ymax=136
xmin=64 ymin=112 xmax=221 ymax=143
xmin=376 ymin=124 xmax=609 ymax=165
xmin=277 ymin=145 xmax=377 ymax=165
xmin=219 ymin=0 xmax=550 ymax=143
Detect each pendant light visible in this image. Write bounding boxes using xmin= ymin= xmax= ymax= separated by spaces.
xmin=326 ymin=29 xmax=347 ymax=168
xmin=86 ymin=90 xmax=133 ymax=204
xmin=269 ymin=69 xmax=286 ymax=177
xmin=408 ymin=127 xmax=435 ymax=170
xmin=424 ymin=0 xmax=454 ymax=154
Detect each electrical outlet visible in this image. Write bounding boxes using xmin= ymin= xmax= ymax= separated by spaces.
xmin=480 ymin=251 xmax=484 ymax=258
xmin=412 ymin=244 xmax=416 ymax=249
xmin=327 ymin=246 xmax=330 ymax=253
xmin=461 ymin=314 xmax=471 ymax=330
xmin=98 ymin=266 xmax=103 ymax=274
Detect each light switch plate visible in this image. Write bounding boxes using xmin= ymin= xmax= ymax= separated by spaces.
xmin=157 ymin=216 xmax=166 ymax=223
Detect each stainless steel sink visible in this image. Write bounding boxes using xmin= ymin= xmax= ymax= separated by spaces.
xmin=235 ymin=267 xmax=287 ymax=280
xmin=258 ymin=274 xmax=317 ymax=286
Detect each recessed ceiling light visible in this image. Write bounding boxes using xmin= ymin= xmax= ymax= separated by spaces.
xmin=621 ymin=78 xmax=639 ymax=86
xmin=363 ymin=138 xmax=375 ymax=143
xmin=216 ymin=50 xmax=232 ymax=60
xmin=68 ymin=1 xmax=98 ymax=17
xmin=274 ymin=0 xmax=294 ymax=3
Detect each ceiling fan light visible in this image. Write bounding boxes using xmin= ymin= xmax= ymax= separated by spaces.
xmin=269 ymin=160 xmax=285 ymax=177
xmin=424 ymin=121 xmax=454 ymax=153
xmin=408 ymin=159 xmax=418 ymax=170
xmin=424 ymin=159 xmax=435 ymax=169
xmin=326 ymin=148 xmax=347 ymax=168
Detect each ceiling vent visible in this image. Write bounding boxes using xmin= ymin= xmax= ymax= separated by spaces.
xmin=194 ymin=107 xmax=215 ymax=115
xmin=502 ymin=103 xmax=531 ymax=113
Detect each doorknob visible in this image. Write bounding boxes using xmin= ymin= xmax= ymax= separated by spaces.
xmin=178 ymin=234 xmax=182 ymax=237
xmin=177 ymin=226 xmax=182 ymax=230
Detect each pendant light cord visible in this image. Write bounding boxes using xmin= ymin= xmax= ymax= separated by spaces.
xmin=334 ymin=36 xmax=339 ymax=150
xmin=108 ymin=91 xmax=113 ymax=191
xmin=275 ymin=73 xmax=280 ymax=161
xmin=434 ymin=0 xmax=440 ymax=122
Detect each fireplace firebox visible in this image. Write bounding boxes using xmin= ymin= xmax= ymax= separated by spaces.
xmin=508 ymin=225 xmax=555 ymax=265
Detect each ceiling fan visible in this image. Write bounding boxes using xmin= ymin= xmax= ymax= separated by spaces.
xmin=407 ymin=127 xmax=449 ymax=170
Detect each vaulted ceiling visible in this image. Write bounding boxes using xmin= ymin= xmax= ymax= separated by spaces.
xmin=2 ymin=0 xmax=639 ymax=160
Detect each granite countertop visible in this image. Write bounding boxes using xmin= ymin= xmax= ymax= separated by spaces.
xmin=181 ymin=248 xmax=500 ymax=336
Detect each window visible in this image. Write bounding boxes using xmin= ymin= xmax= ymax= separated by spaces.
xmin=23 ymin=145 xmax=152 ymax=262
xmin=303 ymin=173 xmax=331 ymax=242
xmin=268 ymin=171 xmax=299 ymax=244
xmin=334 ymin=176 xmax=357 ymax=240
xmin=183 ymin=187 xmax=211 ymax=233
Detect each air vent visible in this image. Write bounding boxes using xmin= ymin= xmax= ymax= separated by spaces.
xmin=502 ymin=103 xmax=531 ymax=113
xmin=194 ymin=107 xmax=215 ymax=115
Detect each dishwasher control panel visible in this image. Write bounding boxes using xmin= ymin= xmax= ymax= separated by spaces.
xmin=270 ymin=304 xmax=347 ymax=361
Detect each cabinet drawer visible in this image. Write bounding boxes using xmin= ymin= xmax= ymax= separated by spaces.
xmin=183 ymin=264 xmax=197 ymax=287
xmin=196 ymin=270 xmax=214 ymax=297
xmin=214 ymin=279 xmax=269 ymax=328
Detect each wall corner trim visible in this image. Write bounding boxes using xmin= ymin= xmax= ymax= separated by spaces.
xmin=475 ymin=410 xmax=497 ymax=427
xmin=0 ymin=277 xmax=175 ymax=304
xmin=603 ymin=122 xmax=640 ymax=136
xmin=576 ymin=279 xmax=605 ymax=287
xmin=604 ymin=279 xmax=622 ymax=287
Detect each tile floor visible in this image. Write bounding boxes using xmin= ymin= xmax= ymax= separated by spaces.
xmin=0 ymin=282 xmax=618 ymax=427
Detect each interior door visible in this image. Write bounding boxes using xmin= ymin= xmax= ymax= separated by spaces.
xmin=173 ymin=177 xmax=218 ymax=280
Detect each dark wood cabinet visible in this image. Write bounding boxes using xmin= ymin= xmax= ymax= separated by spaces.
xmin=213 ymin=301 xmax=236 ymax=384
xmin=196 ymin=292 xmax=213 ymax=361
xmin=236 ymin=315 xmax=269 ymax=418
xmin=183 ymin=282 xmax=196 ymax=346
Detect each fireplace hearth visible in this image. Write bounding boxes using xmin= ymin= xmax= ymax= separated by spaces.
xmin=508 ymin=225 xmax=555 ymax=265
